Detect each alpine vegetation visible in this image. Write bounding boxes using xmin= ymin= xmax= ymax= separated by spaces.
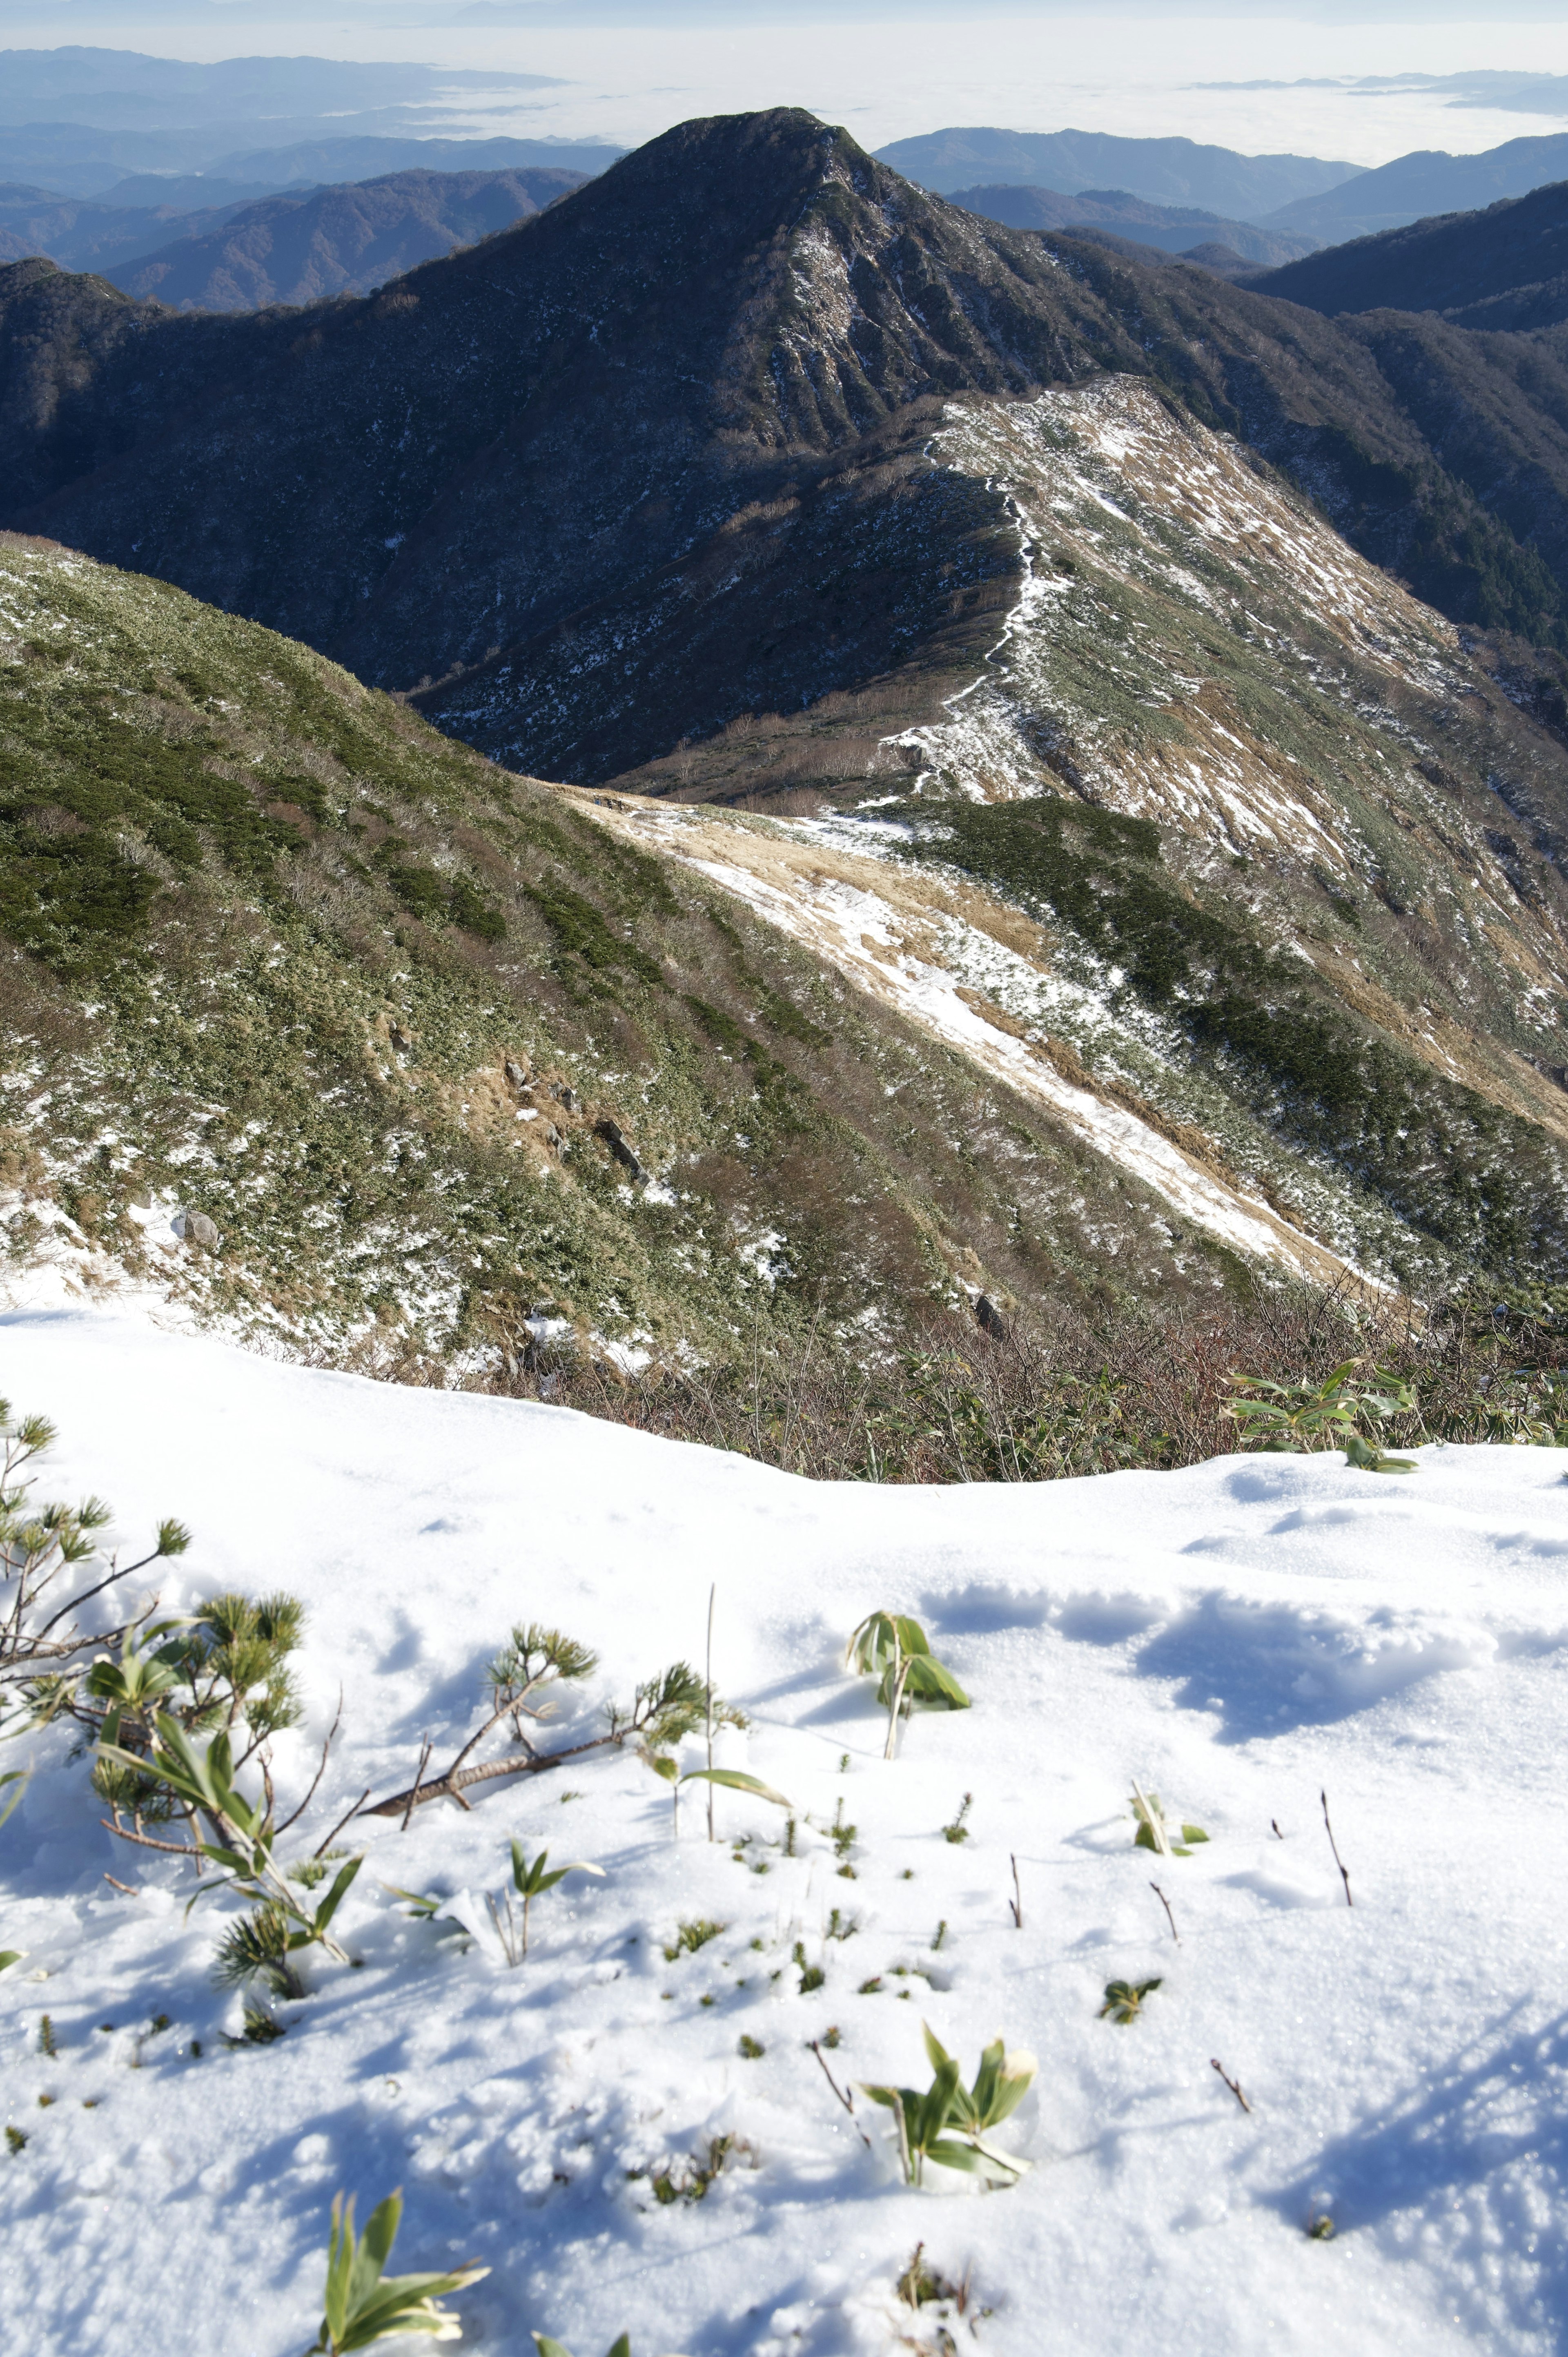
xmin=845 ymin=1612 xmax=970 ymax=1759
xmin=309 ymin=2188 xmax=487 ymax=2353
xmin=1129 ymin=1783 xmax=1209 ymax=1859
xmin=862 ymin=2024 xmax=1036 ymax=2187
xmin=1099 ymin=1978 xmax=1163 ymax=2025
xmin=0 ymin=1398 xmax=189 ymax=1716
xmin=486 ymin=1844 xmax=605 ymax=1967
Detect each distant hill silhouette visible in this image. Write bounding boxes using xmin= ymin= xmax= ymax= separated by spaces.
xmin=213 ymin=135 xmax=625 ymax=185
xmin=106 ymin=168 xmax=588 ymax=310
xmin=0 ymin=181 xmax=270 ymax=274
xmin=1248 ymin=178 xmax=1568 ymax=331
xmin=945 ymin=183 xmax=1313 ymax=265
xmin=1261 ymin=133 xmax=1568 ymax=243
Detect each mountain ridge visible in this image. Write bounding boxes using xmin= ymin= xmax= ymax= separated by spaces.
xmin=12 ymin=108 xmax=1568 ymax=795
xmin=873 ymin=126 xmax=1358 ymax=213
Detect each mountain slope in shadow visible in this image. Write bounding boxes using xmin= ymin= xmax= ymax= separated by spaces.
xmin=7 ymin=109 xmax=1568 ymax=788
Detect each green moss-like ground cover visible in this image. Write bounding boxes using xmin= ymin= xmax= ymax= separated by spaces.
xmin=892 ymin=794 xmax=1568 ymax=1276
xmin=0 ymin=538 xmax=1240 ymax=1369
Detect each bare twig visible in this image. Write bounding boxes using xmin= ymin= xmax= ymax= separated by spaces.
xmin=808 ymin=2038 xmax=871 ymax=2147
xmin=102 ymin=1872 xmax=140 ymax=1897
xmin=274 ymin=1692 xmax=343 ymax=1835
xmin=1210 ymin=2058 xmax=1252 ymax=2114
xmin=1320 ymin=1788 xmax=1352 ymax=1907
xmin=1150 ymin=1880 xmax=1179 ymax=1944
xmin=1271 ymin=1818 xmax=1285 ymax=1840
xmin=311 ymin=1787 xmax=369 ymax=1860
xmin=399 ymin=1739 xmax=432 ymax=1834
xmin=362 ymin=1728 xmax=618 ymax=1818
xmin=100 ymin=1817 xmax=199 ymax=1858
xmin=1008 ymin=1853 xmax=1023 ymax=1929
xmin=705 ymin=1583 xmax=716 ymax=1845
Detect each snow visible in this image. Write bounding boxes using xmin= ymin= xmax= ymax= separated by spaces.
xmin=5 ymin=1307 xmax=1568 ymax=2355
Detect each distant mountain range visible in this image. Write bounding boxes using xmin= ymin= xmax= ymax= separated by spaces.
xmin=883 ymin=123 xmax=1568 ymax=254
xmin=7 ymin=106 xmax=1568 ymax=1338
xmin=945 ymin=185 xmax=1314 ymax=267
xmin=0 ymin=47 xmax=621 ymax=196
xmin=1257 ymin=131 xmax=1568 ymax=244
xmin=873 ymin=127 xmax=1358 ymax=215
xmin=105 ymin=169 xmax=588 ymax=311
xmin=0 ymin=181 xmax=267 ymax=274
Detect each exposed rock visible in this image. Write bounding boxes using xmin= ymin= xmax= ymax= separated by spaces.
xmin=174 ymin=1209 xmax=221 ymax=1252
xmin=596 ymin=1118 xmax=645 ymax=1183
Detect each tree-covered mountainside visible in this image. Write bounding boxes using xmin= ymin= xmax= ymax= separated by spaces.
xmin=9 ymin=109 xmax=1568 ymax=791
xmin=103 ymin=168 xmax=588 ymax=312
xmin=1249 ymin=177 xmax=1568 ymax=332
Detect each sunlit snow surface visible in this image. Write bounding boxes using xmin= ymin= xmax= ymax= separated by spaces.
xmin=6 ymin=1310 xmax=1568 ymax=2354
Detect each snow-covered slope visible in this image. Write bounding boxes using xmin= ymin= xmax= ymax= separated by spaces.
xmin=5 ymin=1309 xmax=1568 ymax=2355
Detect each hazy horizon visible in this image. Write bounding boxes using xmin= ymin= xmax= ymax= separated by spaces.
xmin=5 ymin=8 xmax=1568 ymax=167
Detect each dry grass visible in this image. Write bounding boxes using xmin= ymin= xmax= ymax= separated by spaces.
xmin=482 ymin=1278 xmax=1568 ymax=1482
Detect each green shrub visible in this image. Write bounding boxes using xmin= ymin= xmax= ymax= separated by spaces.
xmin=308 ymin=2188 xmax=487 ymax=2353
xmin=846 ymin=1612 xmax=969 ymax=1758
xmin=862 ymin=2024 xmax=1035 ymax=2186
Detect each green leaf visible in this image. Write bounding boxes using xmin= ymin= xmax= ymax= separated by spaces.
xmin=901 ymin=1657 xmax=971 ymax=1710
xmin=532 ymin=2340 xmax=574 ymax=2357
xmin=1180 ymin=1825 xmax=1209 ymax=1846
xmin=0 ymin=1950 xmax=22 ymax=1972
xmin=312 ymin=1853 xmax=364 ymax=1932
xmin=678 ymin=1768 xmax=792 ymax=1809
xmin=921 ymin=2020 xmax=956 ymax=2078
xmin=923 ymin=2136 xmax=991 ymax=2174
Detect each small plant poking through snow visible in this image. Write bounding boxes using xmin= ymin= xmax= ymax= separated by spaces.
xmin=663 ymin=1917 xmax=725 ymax=1962
xmin=862 ymin=2023 xmax=1036 ymax=2186
xmin=1130 ymin=1781 xmax=1208 ymax=1857
xmin=1100 ymin=1978 xmax=1162 ymax=2024
xmin=942 ymin=1794 xmax=973 ymax=1844
xmin=487 ymin=1844 xmax=605 ymax=1967
xmin=307 ymin=2187 xmax=487 ymax=2351
xmin=645 ymin=2133 xmax=751 ymax=2206
xmin=829 ymin=1796 xmax=857 ymax=1875
xmin=845 ymin=1613 xmax=970 ymax=1759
